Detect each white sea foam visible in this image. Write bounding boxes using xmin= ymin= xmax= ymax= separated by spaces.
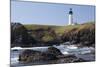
xmin=67 ymin=45 xmax=78 ymax=49
xmin=11 ymin=45 xmax=94 ymax=55
xmin=11 ymin=47 xmax=22 ymax=50
xmin=11 ymin=57 xmax=19 ymax=64
xmin=11 ymin=46 xmax=48 ymax=52
xmin=11 ymin=44 xmax=95 ymax=67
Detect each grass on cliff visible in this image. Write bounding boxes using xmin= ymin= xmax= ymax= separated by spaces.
xmin=24 ymin=22 xmax=95 ymax=36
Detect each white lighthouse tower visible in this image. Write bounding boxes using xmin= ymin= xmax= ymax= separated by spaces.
xmin=68 ymin=8 xmax=73 ymax=25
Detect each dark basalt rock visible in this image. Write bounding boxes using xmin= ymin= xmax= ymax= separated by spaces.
xmin=11 ymin=23 xmax=37 ymax=47
xmin=61 ymin=24 xmax=95 ymax=47
xmin=18 ymin=47 xmax=62 ymax=63
xmin=18 ymin=49 xmax=87 ymax=64
xmin=73 ymin=58 xmax=86 ymax=62
xmin=46 ymin=55 xmax=83 ymax=64
xmin=47 ymin=46 xmax=62 ymax=56
xmin=19 ymin=50 xmax=57 ymax=63
xmin=55 ymin=55 xmax=87 ymax=63
xmin=11 ymin=23 xmax=28 ymax=44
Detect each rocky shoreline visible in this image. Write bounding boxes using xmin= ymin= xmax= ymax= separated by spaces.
xmin=18 ymin=47 xmax=93 ymax=64
xmin=11 ymin=22 xmax=95 ymax=66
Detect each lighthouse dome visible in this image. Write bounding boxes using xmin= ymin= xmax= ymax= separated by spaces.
xmin=69 ymin=8 xmax=73 ymax=14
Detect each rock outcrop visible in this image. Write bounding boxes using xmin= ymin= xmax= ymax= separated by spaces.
xmin=18 ymin=49 xmax=87 ymax=64
xmin=47 ymin=46 xmax=62 ymax=56
xmin=19 ymin=49 xmax=57 ymax=63
xmin=62 ymin=23 xmax=95 ymax=47
xmin=18 ymin=47 xmax=63 ymax=63
xmin=11 ymin=22 xmax=95 ymax=47
xmin=11 ymin=23 xmax=37 ymax=47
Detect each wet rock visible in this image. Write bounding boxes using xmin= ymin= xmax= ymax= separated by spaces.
xmin=19 ymin=50 xmax=57 ymax=63
xmin=18 ymin=47 xmax=62 ymax=63
xmin=48 ymin=55 xmax=78 ymax=64
xmin=18 ymin=49 xmax=88 ymax=64
xmin=47 ymin=46 xmax=62 ymax=56
xmin=56 ymin=55 xmax=87 ymax=63
xmin=73 ymin=58 xmax=86 ymax=62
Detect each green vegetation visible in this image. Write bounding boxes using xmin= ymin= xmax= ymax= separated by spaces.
xmin=23 ymin=22 xmax=95 ymax=47
xmin=42 ymin=34 xmax=54 ymax=42
xmin=24 ymin=22 xmax=95 ymax=36
xmin=11 ymin=22 xmax=95 ymax=47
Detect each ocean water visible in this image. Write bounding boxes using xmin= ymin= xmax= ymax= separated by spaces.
xmin=11 ymin=45 xmax=95 ymax=67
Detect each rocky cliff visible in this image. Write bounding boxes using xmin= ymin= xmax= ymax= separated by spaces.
xmin=11 ymin=22 xmax=95 ymax=47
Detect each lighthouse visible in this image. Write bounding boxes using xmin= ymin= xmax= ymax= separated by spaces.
xmin=68 ymin=8 xmax=73 ymax=25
